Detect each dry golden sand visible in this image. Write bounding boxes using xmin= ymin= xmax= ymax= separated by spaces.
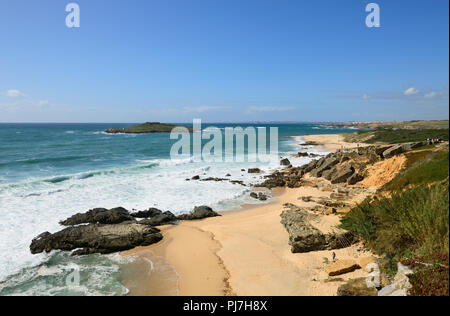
xmin=361 ymin=155 xmax=407 ymax=187
xmin=303 ymin=134 xmax=368 ymax=153
xmin=123 ymin=186 xmax=370 ymax=296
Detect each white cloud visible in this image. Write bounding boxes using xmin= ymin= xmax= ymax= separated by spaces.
xmin=424 ymin=91 xmax=437 ymax=98
xmin=38 ymin=100 xmax=50 ymax=106
xmin=247 ymin=106 xmax=294 ymax=113
xmin=362 ymin=94 xmax=371 ymax=100
xmin=404 ymin=87 xmax=419 ymax=96
xmin=4 ymin=89 xmax=25 ymax=98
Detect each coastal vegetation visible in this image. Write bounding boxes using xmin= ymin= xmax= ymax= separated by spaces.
xmin=330 ymin=120 xmax=449 ymax=130
xmin=105 ymin=122 xmax=193 ymax=134
xmin=342 ymin=128 xmax=449 ymax=144
xmin=340 ymin=143 xmax=449 ymax=296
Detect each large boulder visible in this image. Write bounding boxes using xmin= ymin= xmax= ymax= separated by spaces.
xmin=280 ymin=205 xmax=355 ymax=253
xmin=347 ymin=173 xmax=364 ymax=185
xmin=30 ymin=223 xmax=163 ymax=255
xmin=337 ymin=278 xmax=378 ymax=296
xmin=177 ymin=206 xmax=221 ymax=220
xmin=60 ymin=207 xmax=134 ymax=226
xmin=322 ymin=168 xmax=337 ymax=181
xmin=131 ymin=208 xmax=163 ymax=218
xmin=310 ymin=157 xmax=339 ymax=178
xmin=256 ymin=171 xmax=286 ymax=189
xmin=280 ymin=158 xmax=291 ymax=166
xmin=330 ymin=163 xmax=355 ymax=184
xmin=139 ymin=211 xmax=177 ymax=226
xmin=382 ymin=142 xmax=426 ymax=158
xmin=301 ymin=159 xmax=318 ymax=173
xmin=325 ymin=259 xmax=361 ymax=276
xmin=375 ymin=145 xmax=394 ymax=156
xmin=248 ymin=168 xmax=262 ymax=174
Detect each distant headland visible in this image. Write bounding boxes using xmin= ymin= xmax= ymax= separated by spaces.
xmin=105 ymin=122 xmax=193 ymax=134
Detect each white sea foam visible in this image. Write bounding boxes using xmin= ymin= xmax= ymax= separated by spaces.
xmin=0 ymin=134 xmax=326 ymax=287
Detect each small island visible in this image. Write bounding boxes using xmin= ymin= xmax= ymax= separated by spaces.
xmin=105 ymin=122 xmax=193 ymax=134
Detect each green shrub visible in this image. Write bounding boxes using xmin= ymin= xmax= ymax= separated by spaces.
xmin=341 ymin=181 xmax=449 ymax=260
xmin=383 ymin=150 xmax=449 ymax=192
xmin=365 ymin=129 xmax=449 ymax=144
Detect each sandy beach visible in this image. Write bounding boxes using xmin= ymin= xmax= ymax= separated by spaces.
xmin=303 ymin=134 xmax=368 ymax=152
xmin=122 ymin=134 xmax=378 ymax=296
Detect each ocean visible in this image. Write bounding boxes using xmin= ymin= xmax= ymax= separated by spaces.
xmin=0 ymin=123 xmax=356 ymax=296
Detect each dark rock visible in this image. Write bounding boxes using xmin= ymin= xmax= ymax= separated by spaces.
xmin=375 ymin=145 xmax=394 ymax=156
xmin=280 ymin=205 xmax=355 ymax=253
xmin=296 ymin=152 xmax=309 ymax=157
xmin=177 ymin=206 xmax=221 ymax=220
xmin=310 ymin=157 xmax=339 ymax=177
xmin=256 ymin=171 xmax=286 ymax=189
xmin=301 ymin=141 xmax=319 ymax=146
xmin=322 ymin=168 xmax=337 ymax=181
xmin=382 ymin=142 xmax=426 ymax=159
xmin=301 ymin=196 xmax=312 ymax=202
xmin=139 ymin=211 xmax=176 ymax=226
xmin=347 ymin=173 xmax=364 ymax=185
xmin=30 ymin=223 xmax=163 ymax=255
xmin=258 ymin=193 xmax=268 ymax=201
xmin=60 ymin=207 xmax=134 ymax=226
xmin=248 ymin=168 xmax=262 ymax=174
xmin=191 ymin=175 xmax=200 ymax=180
xmin=330 ymin=163 xmax=355 ymax=184
xmin=337 ymin=278 xmax=378 ymax=296
xmin=280 ymin=158 xmax=291 ymax=166
xmin=201 ymin=177 xmax=227 ymax=182
xmin=301 ymin=159 xmax=318 ymax=173
xmin=131 ymin=208 xmax=163 ymax=218
xmin=250 ymin=192 xmax=258 ymax=199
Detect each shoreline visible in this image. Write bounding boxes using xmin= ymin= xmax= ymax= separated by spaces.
xmin=122 ymin=133 xmax=374 ymax=296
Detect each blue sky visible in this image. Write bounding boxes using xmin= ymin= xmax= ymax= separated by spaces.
xmin=0 ymin=0 xmax=448 ymax=123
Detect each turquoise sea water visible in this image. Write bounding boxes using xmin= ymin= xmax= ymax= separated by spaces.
xmin=0 ymin=123 xmax=356 ymax=296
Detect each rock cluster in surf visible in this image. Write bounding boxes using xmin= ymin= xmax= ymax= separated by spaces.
xmin=30 ymin=205 xmax=220 ymax=256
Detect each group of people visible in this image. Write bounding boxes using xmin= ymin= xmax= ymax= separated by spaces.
xmin=426 ymin=137 xmax=443 ymax=145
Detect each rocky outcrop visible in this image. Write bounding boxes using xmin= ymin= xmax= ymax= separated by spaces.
xmin=325 ymin=259 xmax=361 ymax=276
xmin=337 ymin=278 xmax=378 ymax=296
xmin=382 ymin=142 xmax=426 ymax=158
xmin=377 ymin=263 xmax=413 ymax=296
xmin=347 ymin=173 xmax=364 ymax=185
xmin=60 ymin=207 xmax=135 ymax=226
xmin=139 ymin=211 xmax=176 ymax=226
xmin=250 ymin=192 xmax=269 ymax=201
xmin=330 ymin=163 xmax=355 ymax=184
xmin=310 ymin=156 xmax=339 ymax=177
xmin=177 ymin=206 xmax=221 ymax=220
xmin=280 ymin=158 xmax=291 ymax=166
xmin=30 ymin=223 xmax=163 ymax=255
xmin=280 ymin=204 xmax=355 ymax=253
xmin=248 ymin=168 xmax=262 ymax=174
xmin=31 ymin=204 xmax=221 ymax=257
xmin=131 ymin=208 xmax=163 ymax=218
